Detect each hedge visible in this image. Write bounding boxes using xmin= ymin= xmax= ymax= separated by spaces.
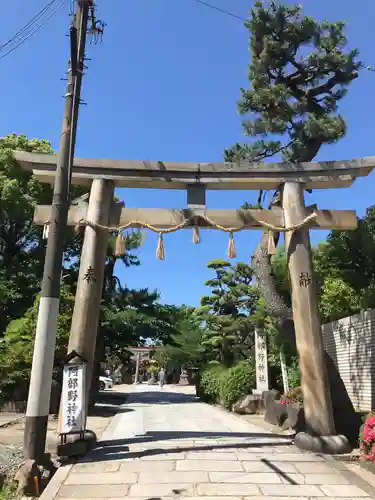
xmin=198 ymin=361 xmax=256 ymax=409
xmin=198 ymin=364 xmax=226 ymax=404
xmin=220 ymin=361 xmax=256 ymax=409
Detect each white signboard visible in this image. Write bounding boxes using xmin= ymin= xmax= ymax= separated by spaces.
xmin=60 ymin=363 xmax=87 ymax=434
xmin=255 ymin=329 xmax=269 ymax=391
xmin=280 ymin=349 xmax=290 ymax=394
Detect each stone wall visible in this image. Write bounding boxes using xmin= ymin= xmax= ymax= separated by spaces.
xmin=322 ymin=309 xmax=375 ymax=412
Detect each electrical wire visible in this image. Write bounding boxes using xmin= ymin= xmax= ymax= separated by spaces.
xmin=192 ymin=1 xmax=375 ymax=74
xmin=0 ymin=0 xmax=65 ymax=59
xmin=0 ymin=0 xmax=58 ymax=51
xmin=0 ymin=0 xmax=66 ymax=61
xmin=193 ymin=0 xmax=247 ymax=22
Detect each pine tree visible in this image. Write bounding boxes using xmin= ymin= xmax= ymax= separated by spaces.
xmin=225 ymin=1 xmax=360 ymax=346
xmin=225 ymin=1 xmax=360 ymax=165
xmin=196 ymin=260 xmax=259 ymax=366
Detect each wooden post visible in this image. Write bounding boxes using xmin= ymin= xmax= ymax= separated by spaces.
xmin=283 ymin=182 xmax=335 ymax=437
xmin=67 ymin=178 xmax=114 ymax=408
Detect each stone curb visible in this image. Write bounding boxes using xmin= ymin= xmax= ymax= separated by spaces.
xmin=39 ymin=389 xmax=130 ymax=500
xmin=39 ymin=463 xmax=73 ymax=500
xmin=0 ymin=415 xmax=25 ymax=428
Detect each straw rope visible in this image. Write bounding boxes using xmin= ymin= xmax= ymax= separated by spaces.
xmin=71 ymin=211 xmax=317 ymax=235
xmin=42 ymin=211 xmax=317 ymax=260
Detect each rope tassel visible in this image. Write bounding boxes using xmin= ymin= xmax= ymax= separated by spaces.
xmin=192 ymin=226 xmax=200 ymax=244
xmin=156 ymin=233 xmax=165 ymax=260
xmin=227 ymin=232 xmax=236 ymax=259
xmin=115 ymin=233 xmax=126 ymax=257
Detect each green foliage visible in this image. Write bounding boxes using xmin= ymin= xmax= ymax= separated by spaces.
xmin=197 ymin=260 xmax=259 ymax=366
xmin=0 ymin=289 xmax=74 ymax=396
xmin=222 ymin=0 xmax=361 ymax=384
xmin=0 ymin=482 xmax=18 ymax=500
xmin=314 ymin=207 xmax=375 ymax=315
xmin=199 ymin=361 xmax=256 ymax=409
xmin=199 ymin=365 xmax=226 ymax=404
xmin=286 ymin=357 xmax=301 ymax=389
xmin=147 ymin=365 xmax=159 ymax=375
xmin=265 ymin=232 xmax=375 ymax=324
xmin=158 ymin=313 xmax=205 ymax=369
xmin=225 ymin=1 xmax=360 ymax=164
xmin=100 ymin=287 xmax=178 ymax=362
xmin=319 ymin=277 xmax=360 ymax=322
xmin=220 ymin=361 xmax=256 ymax=409
xmin=0 ymin=134 xmax=85 ymax=335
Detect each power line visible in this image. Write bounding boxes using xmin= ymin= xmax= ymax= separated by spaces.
xmin=193 ymin=1 xmax=375 ymax=75
xmin=0 ymin=0 xmax=66 ymax=61
xmin=193 ymin=0 xmax=247 ymax=22
xmin=0 ymin=0 xmax=58 ymax=50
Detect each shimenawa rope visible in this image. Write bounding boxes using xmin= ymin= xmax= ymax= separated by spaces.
xmin=44 ymin=211 xmax=318 ymax=261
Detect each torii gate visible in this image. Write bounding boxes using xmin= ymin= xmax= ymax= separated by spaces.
xmin=128 ymin=346 xmax=162 ymax=384
xmin=15 ymin=150 xmax=374 ymax=454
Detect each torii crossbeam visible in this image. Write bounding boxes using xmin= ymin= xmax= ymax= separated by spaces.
xmin=16 ymin=150 xmax=375 ymax=456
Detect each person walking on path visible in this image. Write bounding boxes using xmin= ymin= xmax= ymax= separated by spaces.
xmin=159 ymin=368 xmax=165 ymax=389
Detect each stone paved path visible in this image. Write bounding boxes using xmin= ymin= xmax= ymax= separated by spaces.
xmin=46 ymin=384 xmax=375 ymax=500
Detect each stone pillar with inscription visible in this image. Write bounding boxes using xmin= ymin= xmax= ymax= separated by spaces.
xmin=68 ymin=178 xmax=114 ymax=409
xmin=254 ymin=328 xmax=269 ymax=394
xmin=283 ymin=182 xmax=350 ymax=454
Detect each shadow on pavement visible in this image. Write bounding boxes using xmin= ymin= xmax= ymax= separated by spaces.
xmin=88 ymin=391 xmax=133 ymax=417
xmin=78 ymin=430 xmax=293 ymax=463
xmin=127 ymin=390 xmax=198 ymax=405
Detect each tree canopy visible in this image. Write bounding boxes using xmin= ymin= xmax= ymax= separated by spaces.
xmin=225 ymin=0 xmax=360 ymax=165
xmin=195 ymin=260 xmax=259 ymax=366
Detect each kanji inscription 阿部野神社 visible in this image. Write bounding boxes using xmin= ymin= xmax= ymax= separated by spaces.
xmin=60 ymin=363 xmax=87 ymax=434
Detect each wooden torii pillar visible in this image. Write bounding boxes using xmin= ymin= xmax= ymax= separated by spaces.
xmin=16 ymin=150 xmax=374 ymax=455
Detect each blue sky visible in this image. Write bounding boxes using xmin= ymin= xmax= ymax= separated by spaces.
xmin=1 ymin=0 xmax=375 ymax=306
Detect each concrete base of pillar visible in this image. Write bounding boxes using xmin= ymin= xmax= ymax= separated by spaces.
xmin=57 ymin=430 xmax=97 ymax=458
xmin=294 ymin=431 xmax=352 ymax=455
xmin=15 ymin=454 xmax=56 ymax=496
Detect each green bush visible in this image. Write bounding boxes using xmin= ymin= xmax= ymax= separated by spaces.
xmin=220 ymin=361 xmax=256 ymax=409
xmin=199 ymin=365 xmax=226 ymax=404
xmin=287 ymin=358 xmax=301 ymax=388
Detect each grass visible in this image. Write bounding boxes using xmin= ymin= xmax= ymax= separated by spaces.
xmin=0 ymin=483 xmax=19 ymax=500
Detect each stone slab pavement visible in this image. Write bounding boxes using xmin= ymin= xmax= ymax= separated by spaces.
xmin=41 ymin=384 xmax=375 ymax=500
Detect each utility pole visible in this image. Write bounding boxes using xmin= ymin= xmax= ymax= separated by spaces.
xmin=23 ymin=0 xmax=92 ymax=464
